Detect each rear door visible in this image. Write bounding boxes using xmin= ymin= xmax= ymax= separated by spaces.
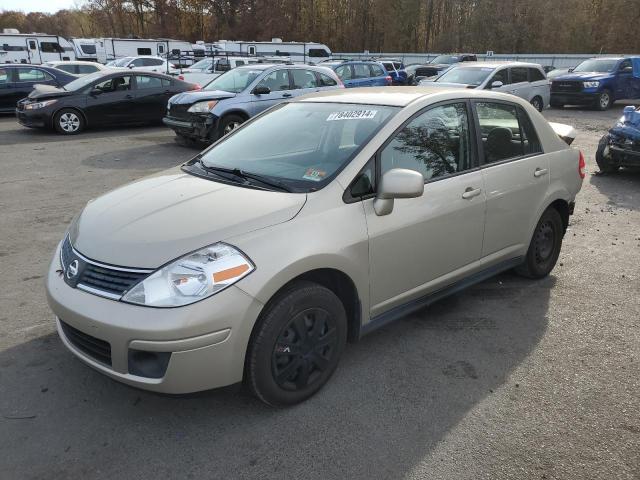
xmin=528 ymin=67 xmax=550 ymax=107
xmin=368 ymin=63 xmax=387 ymax=86
xmin=474 ymin=100 xmax=548 ymax=259
xmin=84 ymin=74 xmax=135 ymax=125
xmin=289 ymin=68 xmax=321 ymax=96
xmin=352 ymin=63 xmax=373 ymax=87
xmin=508 ymin=67 xmax=531 ymax=100
xmin=133 ymin=74 xmax=170 ymax=121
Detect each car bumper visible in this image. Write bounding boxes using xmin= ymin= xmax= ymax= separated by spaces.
xmin=550 ymin=92 xmax=598 ymax=105
xmin=610 ymin=145 xmax=640 ymax=166
xmin=163 ymin=114 xmax=217 ymax=142
xmin=15 ymin=108 xmax=49 ymax=128
xmin=46 ymin=241 xmax=264 ymax=394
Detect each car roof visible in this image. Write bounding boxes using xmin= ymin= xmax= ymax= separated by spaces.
xmin=296 ymin=86 xmax=516 ymax=107
xmin=452 ymin=61 xmax=543 ymax=69
xmin=46 ymin=60 xmax=104 ymax=66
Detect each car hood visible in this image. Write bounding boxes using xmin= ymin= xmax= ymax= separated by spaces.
xmin=554 ymin=72 xmax=612 ymax=81
xmin=28 ymin=84 xmax=75 ymax=100
xmin=170 ymin=90 xmax=237 ymax=105
xmin=70 ymin=168 xmax=306 ymax=268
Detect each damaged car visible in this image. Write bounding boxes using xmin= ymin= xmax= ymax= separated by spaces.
xmin=596 ymin=105 xmax=640 ymax=172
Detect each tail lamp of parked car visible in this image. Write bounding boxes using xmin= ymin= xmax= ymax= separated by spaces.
xmin=385 ymin=76 xmax=393 ymax=86
xmin=578 ymin=151 xmax=586 ymax=179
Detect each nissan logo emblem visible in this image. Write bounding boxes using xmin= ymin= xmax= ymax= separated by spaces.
xmin=66 ymin=260 xmax=79 ymax=279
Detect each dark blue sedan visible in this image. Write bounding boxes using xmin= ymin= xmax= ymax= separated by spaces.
xmin=0 ymin=64 xmax=77 ymax=113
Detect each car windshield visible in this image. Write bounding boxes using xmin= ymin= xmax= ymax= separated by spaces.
xmin=436 ymin=67 xmax=493 ymax=85
xmin=62 ymin=71 xmax=107 ymax=91
xmin=112 ymin=57 xmax=133 ymax=67
xmin=573 ymin=59 xmax=618 ymax=73
xmin=431 ymin=55 xmax=458 ymax=64
xmin=196 ymin=102 xmax=399 ymax=191
xmin=204 ymin=67 xmax=265 ymax=93
xmin=190 ymin=58 xmax=213 ymax=70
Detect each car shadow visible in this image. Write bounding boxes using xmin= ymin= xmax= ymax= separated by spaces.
xmin=0 ymin=271 xmax=553 ymax=479
xmin=590 ymin=168 xmax=640 ymax=211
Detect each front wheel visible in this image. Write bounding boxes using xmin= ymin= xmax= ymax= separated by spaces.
xmin=515 ymin=207 xmax=564 ymax=279
xmin=595 ymin=134 xmax=619 ymax=173
xmin=596 ymin=89 xmax=613 ymax=111
xmin=218 ymin=114 xmax=245 ymax=139
xmin=246 ymin=281 xmax=347 ymax=406
xmin=530 ymin=96 xmax=544 ymax=112
xmin=53 ymin=109 xmax=84 ymax=135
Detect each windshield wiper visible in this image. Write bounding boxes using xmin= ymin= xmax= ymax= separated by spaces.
xmin=197 ymin=160 xmax=293 ymax=192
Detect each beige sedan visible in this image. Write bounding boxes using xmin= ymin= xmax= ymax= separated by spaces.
xmin=46 ymin=87 xmax=584 ymax=406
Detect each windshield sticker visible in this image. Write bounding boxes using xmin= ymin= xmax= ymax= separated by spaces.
xmin=303 ymin=168 xmax=327 ymax=181
xmin=327 ymin=110 xmax=377 ymax=121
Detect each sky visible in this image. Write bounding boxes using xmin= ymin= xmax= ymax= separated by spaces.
xmin=1 ymin=0 xmax=80 ymax=14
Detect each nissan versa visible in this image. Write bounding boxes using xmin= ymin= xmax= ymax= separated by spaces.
xmin=47 ymin=87 xmax=584 ymax=406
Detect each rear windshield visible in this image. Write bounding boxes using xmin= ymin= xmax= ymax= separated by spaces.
xmin=573 ymin=59 xmax=618 ymax=73
xmin=436 ymin=67 xmax=492 ymax=86
xmin=431 ymin=55 xmax=459 ymax=65
xmin=204 ymin=67 xmax=264 ymax=93
xmin=198 ymin=102 xmax=399 ymax=192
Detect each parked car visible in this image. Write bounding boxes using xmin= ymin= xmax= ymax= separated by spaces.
xmin=43 ymin=60 xmax=111 ymax=76
xmin=405 ymin=63 xmax=437 ymax=85
xmin=422 ymin=62 xmax=551 ymax=112
xmin=323 ymin=60 xmax=392 ymax=88
xmin=596 ymin=105 xmax=640 ymax=172
xmin=417 ymin=53 xmax=478 ymax=79
xmin=47 ymin=87 xmax=583 ymax=406
xmin=106 ymin=56 xmax=177 ymax=74
xmin=163 ymin=63 xmax=342 ymax=144
xmin=550 ymin=57 xmax=640 ymax=110
xmin=16 ymin=70 xmax=196 ymax=134
xmin=377 ymin=58 xmax=408 ymax=85
xmin=0 ymin=64 xmax=77 ymax=113
xmin=177 ymin=56 xmax=260 ymax=86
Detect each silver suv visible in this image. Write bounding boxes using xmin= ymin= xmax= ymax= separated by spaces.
xmin=47 ymin=87 xmax=583 ymax=406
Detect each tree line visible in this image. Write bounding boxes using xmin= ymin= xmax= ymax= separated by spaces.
xmin=1 ymin=0 xmax=639 ymax=54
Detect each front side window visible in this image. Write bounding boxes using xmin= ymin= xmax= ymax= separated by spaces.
xmin=475 ymin=102 xmax=541 ymax=163
xmin=369 ymin=64 xmax=385 ymax=77
xmin=573 ymin=59 xmax=617 ymax=73
xmin=256 ymin=69 xmax=290 ymax=92
xmin=77 ymin=64 xmax=98 ymax=74
xmin=437 ymin=67 xmax=492 ymax=86
xmin=529 ymin=68 xmax=545 ymax=82
xmin=487 ymin=68 xmax=509 ymax=87
xmin=197 ymin=103 xmax=398 ymax=192
xmin=335 ymin=65 xmax=352 ymax=80
xmin=16 ymin=68 xmax=52 ymax=82
xmin=511 ymin=67 xmax=528 ymax=83
xmin=93 ymin=75 xmax=131 ymax=93
xmin=380 ymin=102 xmax=473 ymax=181
xmin=619 ymin=59 xmax=632 ymax=72
xmin=318 ymin=72 xmax=337 ymax=86
xmin=291 ymin=69 xmax=318 ymax=89
xmin=204 ymin=67 xmax=263 ymax=93
xmin=136 ymin=75 xmax=163 ymax=89
xmin=353 ymin=63 xmax=370 ymax=78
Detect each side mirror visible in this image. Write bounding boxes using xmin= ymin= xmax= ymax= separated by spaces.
xmin=252 ymin=85 xmax=270 ymax=95
xmin=621 ymin=66 xmax=633 ymax=73
xmin=128 ymin=64 xmax=135 ymax=69
xmin=568 ymin=67 xmax=574 ymax=73
xmin=90 ymin=88 xmax=103 ymax=96
xmin=490 ymin=80 xmax=503 ymax=89
xmin=373 ymin=169 xmax=424 ymax=216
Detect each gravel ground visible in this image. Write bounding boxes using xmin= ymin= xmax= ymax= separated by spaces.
xmin=0 ymin=103 xmax=638 ymax=480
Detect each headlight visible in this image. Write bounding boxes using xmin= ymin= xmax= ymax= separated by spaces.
xmin=25 ymin=99 xmax=57 ymax=110
xmin=583 ymin=81 xmax=600 ymax=88
xmin=187 ymin=100 xmax=218 ymax=113
xmin=122 ymin=243 xmax=254 ymax=307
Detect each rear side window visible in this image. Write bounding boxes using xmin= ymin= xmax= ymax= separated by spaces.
xmin=529 ymin=68 xmax=545 ymax=82
xmin=143 ymin=58 xmax=163 ymax=66
xmin=380 ymin=102 xmax=473 ymax=181
xmin=511 ymin=67 xmax=528 ymax=83
xmin=475 ymin=102 xmax=541 ymax=163
xmin=131 ymin=58 xmax=145 ymax=67
xmin=369 ymin=64 xmax=385 ymax=77
xmin=318 ymin=72 xmax=337 ymax=86
xmin=353 ymin=63 xmax=370 ymax=78
xmin=136 ymin=75 xmax=163 ymax=89
xmin=16 ymin=68 xmax=52 ymax=82
xmin=291 ymin=69 xmax=318 ymax=89
xmin=335 ymin=65 xmax=352 ymax=80
xmin=77 ymin=64 xmax=99 ymax=74
xmin=57 ymin=65 xmax=76 ymax=74
xmin=256 ymin=69 xmax=290 ymax=92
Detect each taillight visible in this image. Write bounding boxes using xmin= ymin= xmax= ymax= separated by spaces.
xmin=385 ymin=76 xmax=393 ymax=86
xmin=178 ymin=74 xmax=184 ymax=81
xmin=578 ymin=151 xmax=586 ymax=179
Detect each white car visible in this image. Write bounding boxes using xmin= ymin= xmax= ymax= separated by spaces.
xmin=421 ymin=62 xmax=551 ymax=112
xmin=177 ymin=56 xmax=260 ymax=86
xmin=43 ymin=60 xmax=112 ymax=76
xmin=106 ymin=56 xmax=177 ymax=74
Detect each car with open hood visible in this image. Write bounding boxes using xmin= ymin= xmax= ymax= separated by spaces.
xmin=16 ymin=70 xmax=197 ymax=134
xmin=47 ymin=87 xmax=583 ymax=406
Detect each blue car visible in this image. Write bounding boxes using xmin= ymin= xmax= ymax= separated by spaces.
xmin=323 ymin=60 xmax=392 ymax=88
xmin=550 ymin=57 xmax=640 ymax=110
xmin=0 ymin=64 xmax=78 ymax=113
xmin=163 ymin=63 xmax=342 ymax=144
xmin=596 ymin=105 xmax=640 ymax=172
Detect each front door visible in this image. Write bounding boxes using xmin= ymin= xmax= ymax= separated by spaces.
xmin=486 ymin=67 xmax=510 ymax=94
xmin=364 ymin=101 xmax=486 ymax=316
xmin=474 ymin=100 xmax=549 ymax=259
xmin=84 ymin=74 xmax=135 ymax=126
xmin=249 ymin=68 xmax=293 ymax=115
xmin=26 ymin=38 xmax=41 ymax=64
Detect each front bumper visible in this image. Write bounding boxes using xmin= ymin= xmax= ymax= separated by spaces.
xmin=550 ymin=92 xmax=599 ymax=105
xmin=163 ymin=113 xmax=217 ymax=142
xmin=15 ymin=108 xmax=49 ymax=128
xmin=46 ymin=242 xmax=264 ymax=394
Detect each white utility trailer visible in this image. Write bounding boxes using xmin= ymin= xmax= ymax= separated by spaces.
xmin=0 ymin=30 xmax=75 ymax=64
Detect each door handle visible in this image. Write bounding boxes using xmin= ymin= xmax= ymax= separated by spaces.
xmin=462 ymin=187 xmax=482 ymax=199
xmin=534 ymin=168 xmax=548 ymax=177
xmin=282 ymin=92 xmax=293 ymax=98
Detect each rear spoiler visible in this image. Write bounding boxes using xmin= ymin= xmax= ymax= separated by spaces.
xmin=549 ymin=122 xmax=577 ymax=146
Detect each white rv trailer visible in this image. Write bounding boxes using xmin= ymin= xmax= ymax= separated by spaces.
xmin=210 ymin=38 xmax=332 ymax=63
xmin=92 ymin=38 xmax=194 ymax=66
xmin=70 ymin=38 xmax=100 ymax=61
xmin=0 ymin=30 xmax=75 ymax=64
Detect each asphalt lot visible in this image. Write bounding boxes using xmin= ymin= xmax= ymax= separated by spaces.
xmin=0 ymin=104 xmax=639 ymax=480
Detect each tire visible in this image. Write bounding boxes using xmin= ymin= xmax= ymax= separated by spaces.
xmin=595 ymin=134 xmax=619 ymax=173
xmin=218 ymin=114 xmax=245 ymax=139
xmin=596 ymin=89 xmax=613 ymax=111
xmin=530 ymin=96 xmax=544 ymax=112
xmin=246 ymin=281 xmax=347 ymax=406
xmin=53 ymin=108 xmax=84 ymax=135
xmin=515 ymin=207 xmax=564 ymax=279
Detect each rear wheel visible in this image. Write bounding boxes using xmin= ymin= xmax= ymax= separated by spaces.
xmin=530 ymin=96 xmax=544 ymax=112
xmin=596 ymin=89 xmax=613 ymax=111
xmin=515 ymin=207 xmax=564 ymax=279
xmin=246 ymin=281 xmax=347 ymax=406
xmin=595 ymin=134 xmax=619 ymax=173
xmin=53 ymin=109 xmax=84 ymax=135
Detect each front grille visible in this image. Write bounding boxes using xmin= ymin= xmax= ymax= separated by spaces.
xmin=551 ymin=81 xmax=582 ymax=93
xmin=60 ymin=320 xmax=112 ymax=366
xmin=60 ymin=236 xmax=152 ymax=299
xmin=167 ymin=103 xmax=192 ymax=120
